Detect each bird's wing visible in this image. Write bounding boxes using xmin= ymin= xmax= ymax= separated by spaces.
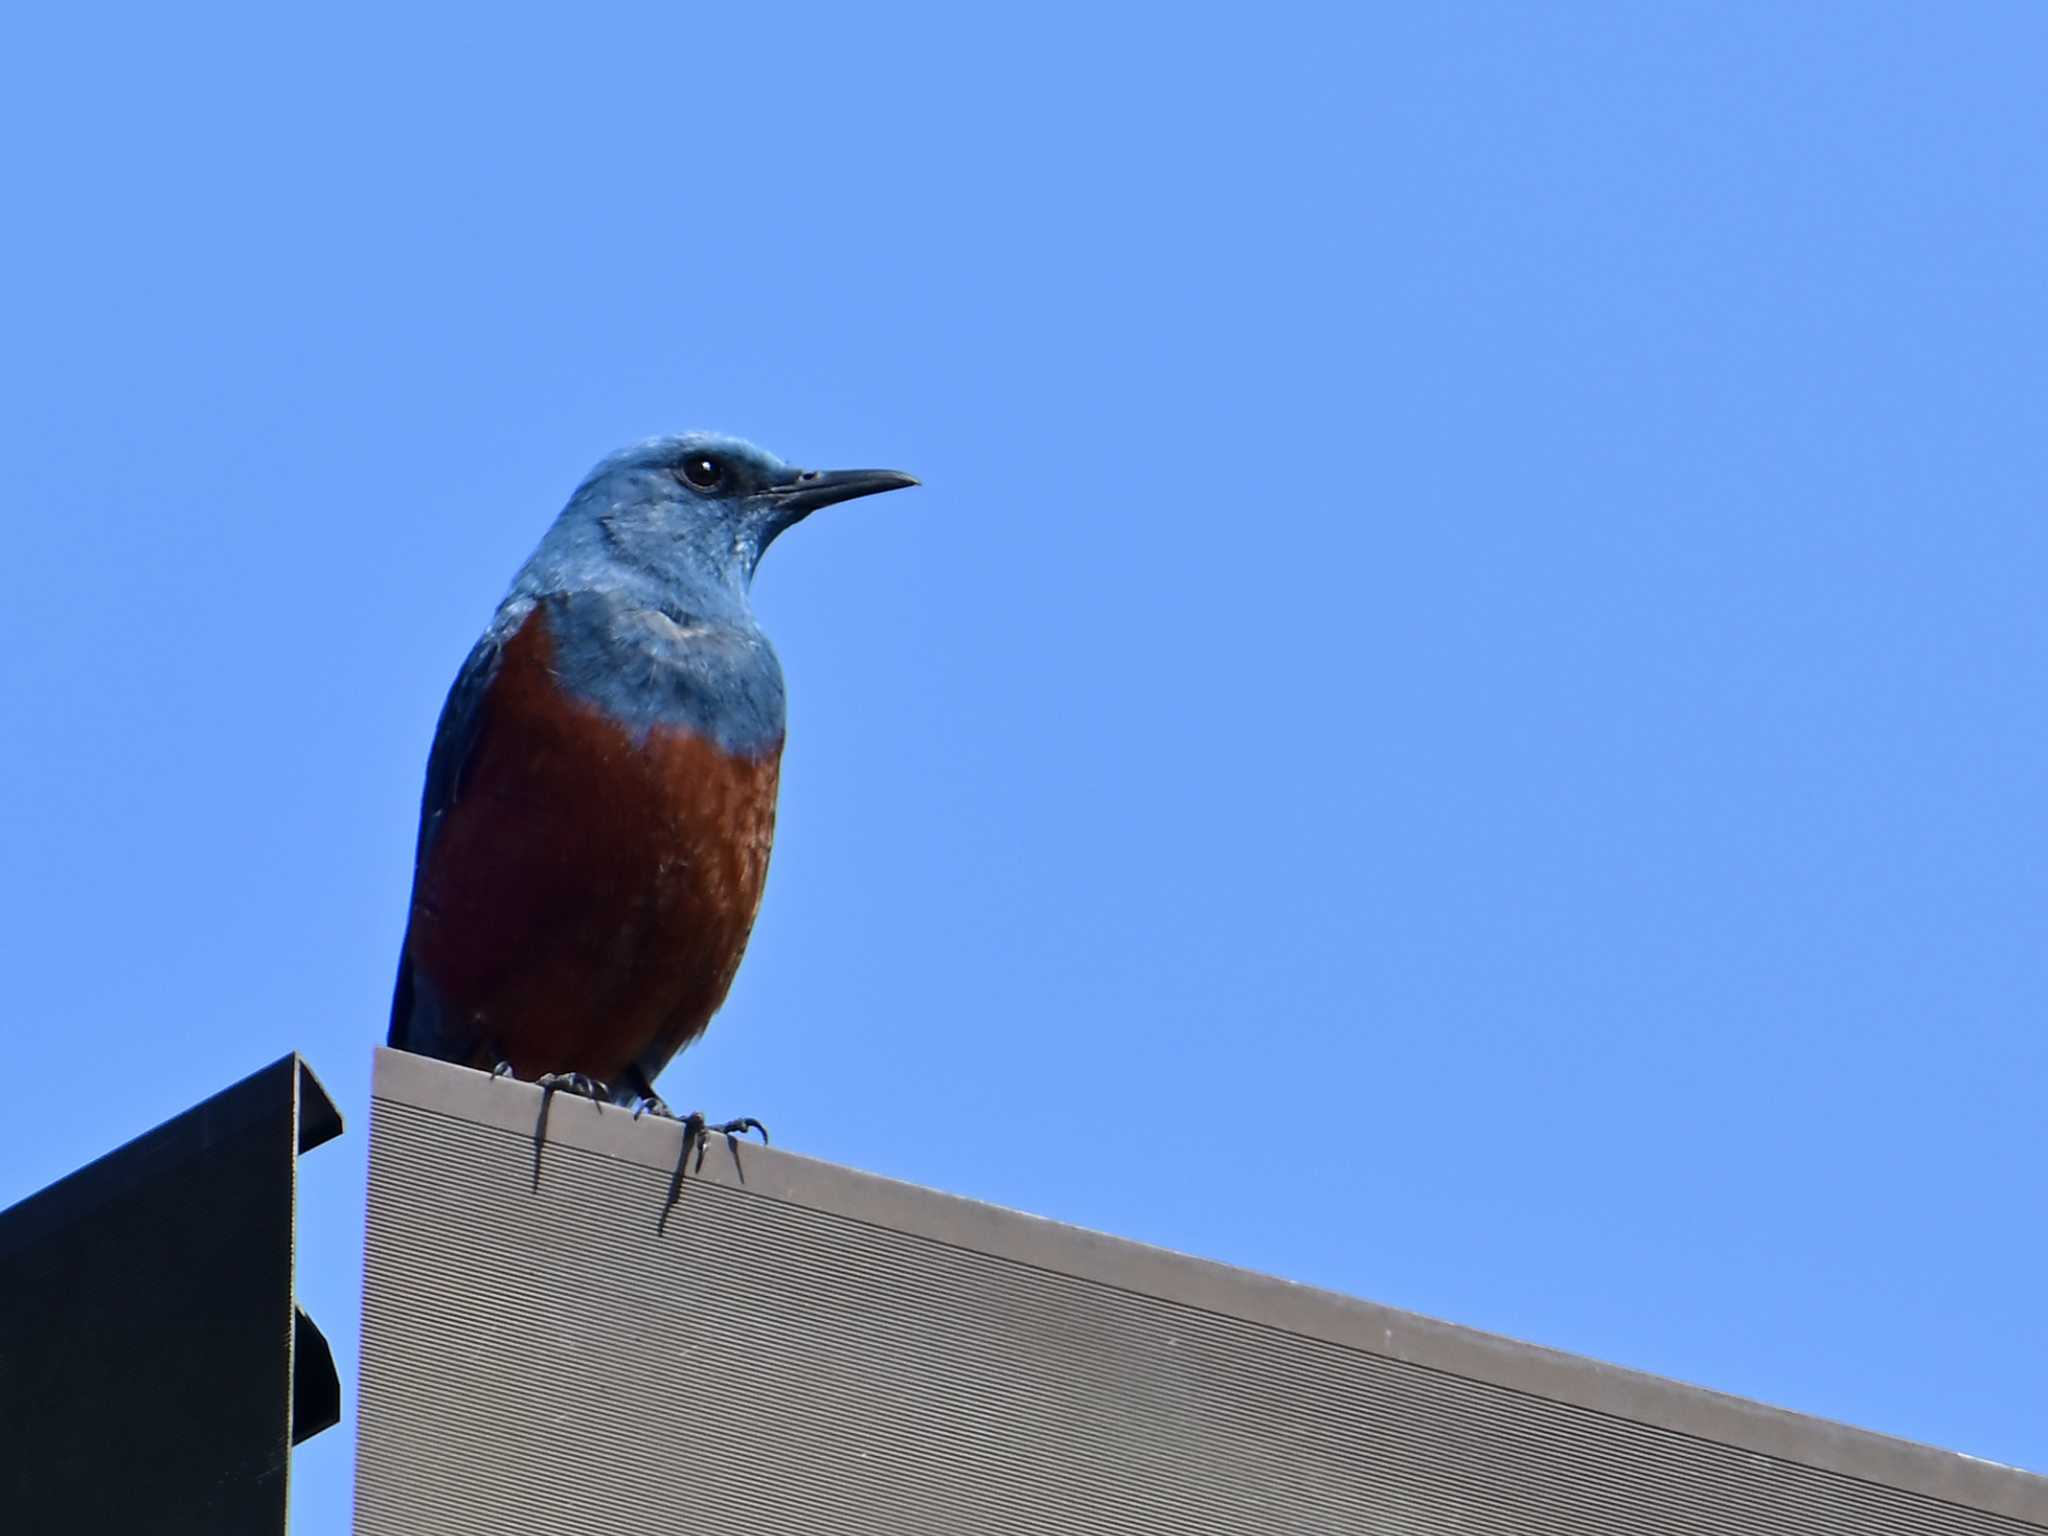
xmin=387 ymin=618 xmax=519 ymax=1050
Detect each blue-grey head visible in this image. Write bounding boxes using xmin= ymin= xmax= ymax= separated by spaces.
xmin=521 ymin=432 xmax=920 ymax=617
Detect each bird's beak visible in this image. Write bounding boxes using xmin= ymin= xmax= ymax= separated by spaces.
xmin=768 ymin=467 xmax=921 ymax=515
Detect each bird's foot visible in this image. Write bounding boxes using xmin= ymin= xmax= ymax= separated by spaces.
xmin=683 ymin=1113 xmax=768 ymax=1170
xmin=529 ymin=1072 xmax=611 ymax=1192
xmin=536 ymin=1070 xmax=611 ymax=1107
xmin=658 ymin=1113 xmax=769 ymax=1229
xmin=631 ymin=1093 xmax=674 ymax=1121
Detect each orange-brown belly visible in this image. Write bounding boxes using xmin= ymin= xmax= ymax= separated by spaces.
xmin=406 ymin=611 xmax=781 ymax=1084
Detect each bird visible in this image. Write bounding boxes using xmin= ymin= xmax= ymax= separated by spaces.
xmin=388 ymin=432 xmax=918 ymax=1169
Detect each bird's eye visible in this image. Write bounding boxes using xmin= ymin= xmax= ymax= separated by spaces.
xmin=679 ymin=455 xmax=725 ymax=491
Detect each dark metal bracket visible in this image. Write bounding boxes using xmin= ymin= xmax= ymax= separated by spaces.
xmin=1 ymin=1054 xmax=344 ymax=1534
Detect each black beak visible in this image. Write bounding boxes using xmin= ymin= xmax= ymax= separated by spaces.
xmin=769 ymin=467 xmax=921 ymax=515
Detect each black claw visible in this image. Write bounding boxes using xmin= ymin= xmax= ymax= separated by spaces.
xmin=653 ymin=1111 xmax=769 ymax=1232
xmin=657 ymin=1112 xmax=708 ymax=1233
xmin=715 ymin=1117 xmax=764 ymax=1183
xmin=530 ymin=1072 xmax=611 ymax=1192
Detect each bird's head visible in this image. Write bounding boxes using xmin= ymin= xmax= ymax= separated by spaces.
xmin=537 ymin=432 xmax=919 ymax=609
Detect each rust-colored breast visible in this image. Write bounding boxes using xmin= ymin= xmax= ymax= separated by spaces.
xmin=407 ymin=606 xmax=782 ymax=1084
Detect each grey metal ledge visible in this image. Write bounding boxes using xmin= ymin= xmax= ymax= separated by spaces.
xmin=356 ymin=1046 xmax=2046 ymax=1534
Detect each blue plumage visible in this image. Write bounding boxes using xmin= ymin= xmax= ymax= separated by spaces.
xmin=388 ymin=432 xmax=918 ymax=1099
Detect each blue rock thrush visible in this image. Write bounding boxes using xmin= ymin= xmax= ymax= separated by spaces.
xmin=388 ymin=433 xmax=918 ymax=1177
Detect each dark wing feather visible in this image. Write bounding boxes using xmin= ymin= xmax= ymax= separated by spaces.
xmin=387 ymin=630 xmax=511 ymax=1049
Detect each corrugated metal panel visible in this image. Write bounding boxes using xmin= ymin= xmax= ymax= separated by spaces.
xmin=355 ymin=1048 xmax=2047 ymax=1535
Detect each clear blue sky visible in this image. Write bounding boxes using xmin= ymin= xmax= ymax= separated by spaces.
xmin=3 ymin=6 xmax=2043 ymax=1529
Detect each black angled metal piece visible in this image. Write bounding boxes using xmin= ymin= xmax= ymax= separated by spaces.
xmin=0 ymin=1054 xmax=343 ymax=1534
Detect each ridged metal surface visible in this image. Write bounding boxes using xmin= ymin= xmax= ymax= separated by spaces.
xmin=355 ymin=1051 xmax=2047 ymax=1536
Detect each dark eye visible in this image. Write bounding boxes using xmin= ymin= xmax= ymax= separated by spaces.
xmin=678 ymin=454 xmax=725 ymax=491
